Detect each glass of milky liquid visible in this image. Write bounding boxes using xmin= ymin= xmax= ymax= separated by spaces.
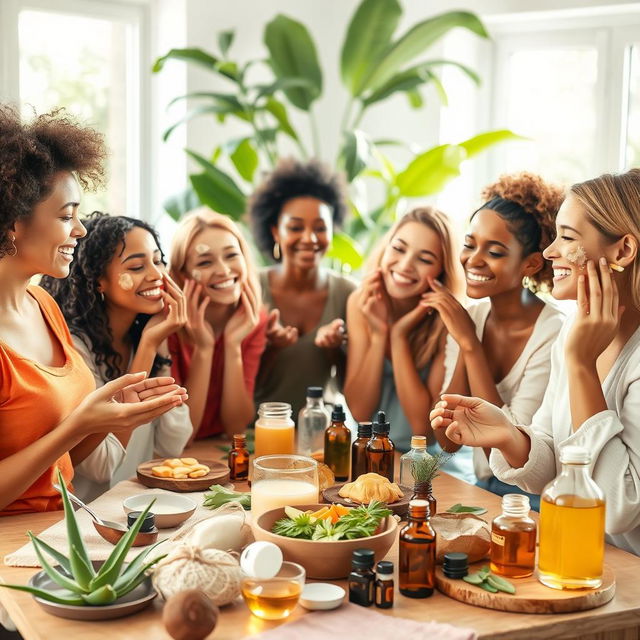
xmin=251 ymin=454 xmax=319 ymax=520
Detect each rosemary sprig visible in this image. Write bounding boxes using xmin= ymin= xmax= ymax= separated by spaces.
xmin=411 ymin=451 xmax=453 ymax=484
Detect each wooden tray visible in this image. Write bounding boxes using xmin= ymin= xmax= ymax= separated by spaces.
xmin=136 ymin=458 xmax=229 ymax=492
xmin=435 ymin=563 xmax=616 ymax=613
xmin=322 ymin=483 xmax=412 ymax=516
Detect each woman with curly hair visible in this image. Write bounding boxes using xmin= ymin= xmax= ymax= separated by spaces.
xmin=41 ymin=213 xmax=193 ymax=501
xmin=169 ymin=208 xmax=267 ymax=439
xmin=431 ymin=169 xmax=640 ymax=554
xmin=0 ymin=106 xmax=186 ymax=515
xmin=429 ymin=172 xmax=565 ymax=496
xmin=249 ymin=158 xmax=356 ymax=415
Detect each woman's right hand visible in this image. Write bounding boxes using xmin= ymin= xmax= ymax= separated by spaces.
xmin=430 ymin=394 xmax=514 ymax=449
xmin=358 ymin=270 xmax=390 ymax=336
xmin=183 ymin=279 xmax=215 ymax=350
xmin=68 ymin=372 xmax=187 ymax=436
xmin=266 ymin=309 xmax=298 ymax=348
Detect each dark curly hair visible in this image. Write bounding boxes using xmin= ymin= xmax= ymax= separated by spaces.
xmin=473 ymin=172 xmax=564 ymax=292
xmin=0 ymin=105 xmax=106 ymax=258
xmin=248 ymin=157 xmax=348 ymax=260
xmin=41 ymin=212 xmax=166 ymax=381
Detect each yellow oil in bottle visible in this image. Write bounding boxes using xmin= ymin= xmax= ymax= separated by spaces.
xmin=538 ymin=494 xmax=605 ymax=589
xmin=241 ymin=580 xmax=302 ymax=620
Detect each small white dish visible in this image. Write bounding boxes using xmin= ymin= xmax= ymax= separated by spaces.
xmin=299 ymin=583 xmax=345 ymax=610
xmin=123 ymin=493 xmax=196 ymax=529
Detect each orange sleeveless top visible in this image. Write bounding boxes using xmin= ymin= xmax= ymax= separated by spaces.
xmin=0 ymin=286 xmax=95 ymax=515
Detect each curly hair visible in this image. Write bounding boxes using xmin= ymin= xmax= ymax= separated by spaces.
xmin=0 ymin=105 xmax=106 ymax=258
xmin=473 ymin=171 xmax=564 ymax=292
xmin=248 ymin=157 xmax=348 ymax=259
xmin=41 ymin=212 xmax=166 ymax=381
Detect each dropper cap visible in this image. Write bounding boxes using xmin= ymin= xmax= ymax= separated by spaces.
xmin=372 ymin=410 xmax=390 ymax=435
xmin=331 ymin=403 xmax=346 ymax=422
xmin=357 ymin=422 xmax=373 ymax=438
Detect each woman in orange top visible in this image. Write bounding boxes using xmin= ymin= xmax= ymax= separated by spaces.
xmin=0 ymin=106 xmax=187 ymax=514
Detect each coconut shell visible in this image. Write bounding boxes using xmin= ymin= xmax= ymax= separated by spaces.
xmin=162 ymin=589 xmax=218 ymax=640
xmin=431 ymin=513 xmax=490 ymax=564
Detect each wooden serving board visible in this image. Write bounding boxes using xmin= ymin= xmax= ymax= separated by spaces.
xmin=436 ymin=562 xmax=616 ymax=614
xmin=136 ymin=458 xmax=229 ymax=492
xmin=322 ymin=483 xmax=412 ymax=516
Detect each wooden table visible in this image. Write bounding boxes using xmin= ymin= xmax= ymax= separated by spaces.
xmin=1 ymin=439 xmax=640 ymax=640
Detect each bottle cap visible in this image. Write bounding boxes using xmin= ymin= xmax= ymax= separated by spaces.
xmin=410 ymin=435 xmax=427 ymax=449
xmin=240 ymin=541 xmax=283 ymax=578
xmin=331 ymin=403 xmax=346 ymax=421
xmin=357 ymin=422 xmax=373 ymax=437
xmin=502 ymin=493 xmax=530 ymax=516
xmin=372 ymin=410 xmax=390 ymax=434
xmin=375 ymin=560 xmax=393 ymax=575
xmin=306 ymin=386 xmax=323 ymax=398
xmin=443 ymin=552 xmax=468 ymax=578
xmin=351 ymin=548 xmax=375 ymax=569
xmin=560 ymin=445 xmax=591 ymax=464
xmin=127 ymin=511 xmax=156 ymax=532
xmin=232 ymin=433 xmax=247 ymax=446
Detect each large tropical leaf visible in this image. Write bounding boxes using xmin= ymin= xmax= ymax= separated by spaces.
xmin=168 ymin=91 xmax=244 ymax=109
xmin=163 ymin=187 xmax=201 ymax=221
xmin=458 ymin=129 xmax=525 ymax=158
xmin=326 ymin=232 xmax=364 ymax=271
xmin=218 ymin=30 xmax=234 ymax=57
xmin=364 ymin=11 xmax=488 ymax=93
xmin=264 ymin=14 xmax=322 ymax=110
xmin=152 ymin=48 xmax=238 ymax=81
xmin=230 ymin=138 xmax=259 ymax=182
xmin=253 ymin=77 xmax=314 ymax=102
xmin=264 ymin=98 xmax=299 ymax=140
xmin=340 ymin=129 xmax=373 ymax=182
xmin=340 ymin=0 xmax=402 ymax=96
xmin=163 ymin=104 xmax=250 ymax=142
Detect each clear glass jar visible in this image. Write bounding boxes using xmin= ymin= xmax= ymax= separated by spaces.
xmin=399 ymin=435 xmax=431 ymax=486
xmin=254 ymin=402 xmax=294 ymax=459
xmin=538 ymin=445 xmax=605 ymax=589
xmin=297 ymin=387 xmax=330 ymax=457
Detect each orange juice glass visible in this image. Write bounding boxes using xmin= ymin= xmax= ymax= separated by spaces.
xmin=254 ymin=402 xmax=294 ymax=458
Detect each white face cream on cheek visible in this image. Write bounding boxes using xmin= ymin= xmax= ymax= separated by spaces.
xmin=118 ymin=272 xmax=134 ymax=291
xmin=191 ymin=269 xmax=202 ymax=282
xmin=566 ymin=245 xmax=587 ymax=268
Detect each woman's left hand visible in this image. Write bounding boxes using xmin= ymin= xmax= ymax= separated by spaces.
xmin=141 ymin=274 xmax=188 ymax=348
xmin=315 ymin=318 xmax=346 ymax=349
xmin=565 ymin=258 xmax=624 ymax=364
xmin=225 ymin=286 xmax=259 ymax=347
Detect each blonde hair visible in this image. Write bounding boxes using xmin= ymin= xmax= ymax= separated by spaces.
xmin=368 ymin=207 xmax=464 ymax=369
xmin=570 ymin=168 xmax=640 ymax=311
xmin=169 ymin=207 xmax=261 ymax=305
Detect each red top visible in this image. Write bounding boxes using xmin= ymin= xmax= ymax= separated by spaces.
xmin=168 ymin=308 xmax=268 ymax=439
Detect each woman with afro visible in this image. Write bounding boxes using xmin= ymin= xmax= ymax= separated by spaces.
xmin=428 ymin=172 xmax=565 ymax=501
xmin=249 ymin=158 xmax=356 ymax=416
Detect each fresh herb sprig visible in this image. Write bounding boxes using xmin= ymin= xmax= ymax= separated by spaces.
xmin=411 ymin=451 xmax=453 ymax=484
xmin=203 ymin=484 xmax=251 ymax=510
xmin=272 ymin=513 xmax=316 ymax=539
xmin=463 ymin=566 xmax=516 ymax=594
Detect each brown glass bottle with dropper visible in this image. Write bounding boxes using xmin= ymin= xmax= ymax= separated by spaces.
xmin=366 ymin=410 xmax=395 ymax=482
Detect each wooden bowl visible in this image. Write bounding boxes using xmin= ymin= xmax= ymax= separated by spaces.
xmin=136 ymin=458 xmax=229 ymax=492
xmin=92 ymin=521 xmax=158 ymax=547
xmin=252 ymin=503 xmax=398 ymax=579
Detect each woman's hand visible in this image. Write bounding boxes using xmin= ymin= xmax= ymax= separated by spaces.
xmin=430 ymin=393 xmax=514 ymax=449
xmin=421 ymin=279 xmax=478 ymax=351
xmin=315 ymin=318 xmax=346 ymax=349
xmin=141 ymin=274 xmax=187 ymax=348
xmin=266 ymin=308 xmax=298 ymax=348
xmin=565 ymin=258 xmax=624 ymax=365
xmin=358 ymin=270 xmax=390 ymax=336
xmin=183 ymin=279 xmax=215 ymax=350
xmin=225 ymin=287 xmax=259 ymax=347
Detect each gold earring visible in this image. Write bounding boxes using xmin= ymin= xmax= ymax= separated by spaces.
xmin=273 ymin=242 xmax=281 ymax=261
xmin=6 ymin=235 xmax=17 ymax=257
xmin=522 ymin=275 xmax=534 ymax=291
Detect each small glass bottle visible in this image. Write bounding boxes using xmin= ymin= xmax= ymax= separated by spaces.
xmin=297 ymin=386 xmax=330 ymax=457
xmin=411 ymin=477 xmax=437 ymax=518
xmin=228 ymin=433 xmax=249 ymax=481
xmin=351 ymin=422 xmax=372 ymax=481
xmin=324 ymin=404 xmax=351 ymax=481
xmin=254 ymin=402 xmax=294 ymax=458
xmin=348 ymin=548 xmax=375 ymax=607
xmin=490 ymin=494 xmax=536 ymax=578
xmin=399 ymin=499 xmax=436 ymax=598
xmin=399 ymin=436 xmax=430 ymax=486
xmin=366 ymin=410 xmax=395 ymax=482
xmin=538 ymin=445 xmax=605 ymax=590
xmin=374 ymin=560 xmax=394 ymax=609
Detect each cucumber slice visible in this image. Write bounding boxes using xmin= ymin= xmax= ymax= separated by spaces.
xmin=487 ymin=573 xmax=516 ymax=594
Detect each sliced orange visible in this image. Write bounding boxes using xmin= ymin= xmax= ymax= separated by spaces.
xmin=309 ymin=506 xmax=330 ymax=519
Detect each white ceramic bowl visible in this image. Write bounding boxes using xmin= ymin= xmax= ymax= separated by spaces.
xmin=299 ymin=583 xmax=346 ymax=610
xmin=123 ymin=493 xmax=196 ymax=528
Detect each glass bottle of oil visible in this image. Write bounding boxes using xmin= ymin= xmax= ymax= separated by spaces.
xmin=351 ymin=422 xmax=372 ymax=481
xmin=490 ymin=494 xmax=536 ymax=578
xmin=366 ymin=410 xmax=395 ymax=482
xmin=399 ymin=499 xmax=436 ymax=598
xmin=538 ymin=445 xmax=605 ymax=590
xmin=228 ymin=433 xmax=249 ymax=480
xmin=324 ymin=404 xmax=351 ymax=481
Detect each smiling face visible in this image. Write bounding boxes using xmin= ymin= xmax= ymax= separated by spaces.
xmin=380 ymin=221 xmax=443 ymax=299
xmin=98 ymin=226 xmax=165 ymax=314
xmin=273 ymin=197 xmax=333 ymax=270
xmin=461 ymin=209 xmax=541 ymax=298
xmin=12 ymin=171 xmax=85 ymax=278
xmin=184 ymin=227 xmax=247 ymax=305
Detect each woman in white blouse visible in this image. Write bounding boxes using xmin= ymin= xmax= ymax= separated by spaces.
xmin=428 ymin=173 xmax=565 ymax=505
xmin=42 ymin=212 xmax=194 ymax=501
xmin=431 ymin=169 xmax=640 ymax=555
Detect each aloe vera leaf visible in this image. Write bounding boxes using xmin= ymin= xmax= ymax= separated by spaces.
xmin=112 ymin=541 xmax=163 ymax=591
xmin=81 ymin=584 xmax=118 ymax=605
xmin=487 ymin=573 xmax=516 ymax=594
xmin=89 ymin=499 xmax=155 ymax=591
xmin=114 ymin=555 xmax=165 ymax=599
xmin=462 ymin=572 xmax=484 ymax=585
xmin=26 ymin=533 xmax=72 ymax=576
xmin=0 ymin=583 xmax=85 ymax=606
xmin=28 ymin=533 xmax=83 ymax=594
xmin=69 ymin=544 xmax=94 ymax=591
xmin=479 ymin=581 xmax=499 ymax=593
xmin=55 ymin=469 xmax=93 ymax=575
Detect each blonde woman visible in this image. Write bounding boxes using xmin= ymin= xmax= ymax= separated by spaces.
xmin=169 ymin=208 xmax=267 ymax=440
xmin=431 ymin=169 xmax=640 ymax=554
xmin=345 ymin=207 xmax=468 ymax=477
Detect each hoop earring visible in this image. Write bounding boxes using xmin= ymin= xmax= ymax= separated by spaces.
xmin=273 ymin=242 xmax=281 ymax=261
xmin=99 ymin=291 xmax=105 ymax=302
xmin=6 ymin=235 xmax=17 ymax=257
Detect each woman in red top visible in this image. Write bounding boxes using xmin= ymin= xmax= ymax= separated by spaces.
xmin=169 ymin=208 xmax=267 ymax=440
xmin=0 ymin=105 xmax=187 ymax=514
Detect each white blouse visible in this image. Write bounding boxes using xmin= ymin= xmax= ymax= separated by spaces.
xmin=491 ymin=314 xmax=640 ymax=556
xmin=71 ymin=334 xmax=192 ymax=503
xmin=443 ymin=299 xmax=565 ymax=481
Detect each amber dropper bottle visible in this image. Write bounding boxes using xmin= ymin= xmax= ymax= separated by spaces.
xmin=366 ymin=410 xmax=395 ymax=482
xmin=351 ymin=422 xmax=372 ymax=481
xmin=324 ymin=404 xmax=351 ymax=481
xmin=228 ymin=433 xmax=249 ymax=480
